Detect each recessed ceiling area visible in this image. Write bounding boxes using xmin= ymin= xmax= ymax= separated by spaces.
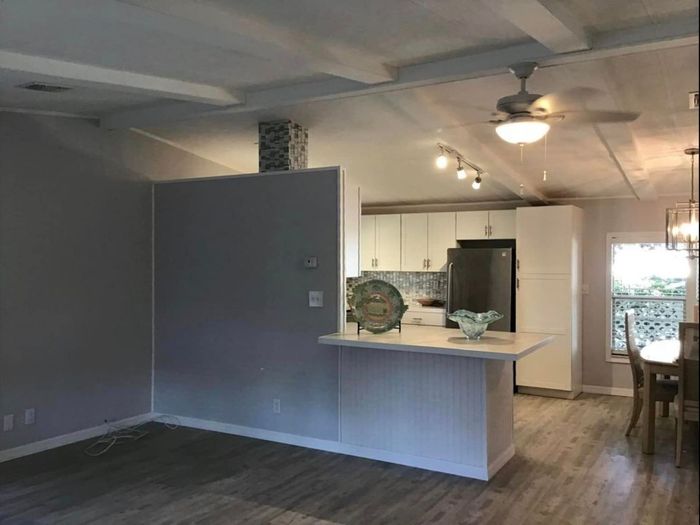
xmin=0 ymin=0 xmax=697 ymax=205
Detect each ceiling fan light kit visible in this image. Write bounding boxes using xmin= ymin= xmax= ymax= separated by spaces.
xmin=495 ymin=116 xmax=550 ymax=145
xmin=666 ymin=147 xmax=699 ymax=259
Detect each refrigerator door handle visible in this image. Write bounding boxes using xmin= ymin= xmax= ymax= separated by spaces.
xmin=446 ymin=262 xmax=454 ymax=312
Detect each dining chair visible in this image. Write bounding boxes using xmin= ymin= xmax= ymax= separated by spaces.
xmin=675 ymin=322 xmax=699 ymax=467
xmin=624 ymin=311 xmax=677 ymax=436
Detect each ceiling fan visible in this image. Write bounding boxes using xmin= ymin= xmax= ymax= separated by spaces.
xmin=490 ymin=62 xmax=640 ymax=145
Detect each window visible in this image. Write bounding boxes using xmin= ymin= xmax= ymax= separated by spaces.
xmin=606 ymin=232 xmax=697 ymax=361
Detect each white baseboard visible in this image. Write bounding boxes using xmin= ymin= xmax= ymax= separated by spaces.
xmin=582 ymin=385 xmax=634 ymax=397
xmin=173 ymin=414 xmax=491 ymax=480
xmin=0 ymin=412 xmax=156 ymax=464
xmin=488 ymin=444 xmax=515 ymax=478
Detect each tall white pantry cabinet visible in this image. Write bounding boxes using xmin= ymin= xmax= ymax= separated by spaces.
xmin=515 ymin=205 xmax=583 ymax=398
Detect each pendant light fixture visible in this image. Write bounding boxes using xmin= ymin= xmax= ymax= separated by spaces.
xmin=666 ymin=147 xmax=699 ymax=259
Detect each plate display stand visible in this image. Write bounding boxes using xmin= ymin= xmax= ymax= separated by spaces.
xmin=357 ymin=320 xmax=401 ymax=335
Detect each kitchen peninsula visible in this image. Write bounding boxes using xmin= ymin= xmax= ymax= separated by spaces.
xmin=318 ymin=324 xmax=553 ymax=480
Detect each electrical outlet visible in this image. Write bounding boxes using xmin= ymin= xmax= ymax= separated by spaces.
xmin=308 ymin=290 xmax=324 ymax=308
xmin=690 ymin=91 xmax=698 ymax=110
xmin=272 ymin=398 xmax=281 ymax=414
xmin=3 ymin=414 xmax=14 ymax=432
xmin=24 ymin=408 xmax=35 ymax=425
xmin=304 ymin=256 xmax=318 ymax=269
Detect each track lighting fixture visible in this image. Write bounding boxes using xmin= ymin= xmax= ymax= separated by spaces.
xmin=472 ymin=174 xmax=482 ymax=190
xmin=456 ymin=159 xmax=467 ymax=180
xmin=434 ymin=143 xmax=486 ymax=190
xmin=435 ymin=146 xmax=448 ymax=169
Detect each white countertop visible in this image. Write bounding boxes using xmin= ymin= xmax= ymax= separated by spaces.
xmin=319 ymin=323 xmax=554 ymax=361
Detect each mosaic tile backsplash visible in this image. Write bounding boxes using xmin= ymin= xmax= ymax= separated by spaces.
xmin=258 ymin=119 xmax=308 ymax=172
xmin=347 ymin=271 xmax=447 ymax=309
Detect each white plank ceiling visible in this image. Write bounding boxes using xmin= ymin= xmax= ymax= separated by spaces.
xmin=0 ymin=0 xmax=697 ymax=205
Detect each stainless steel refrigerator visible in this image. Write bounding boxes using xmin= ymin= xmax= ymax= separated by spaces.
xmin=446 ymin=242 xmax=516 ymax=332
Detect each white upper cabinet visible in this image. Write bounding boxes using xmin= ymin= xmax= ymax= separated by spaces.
xmin=401 ymin=213 xmax=429 ymax=271
xmin=487 ymin=210 xmax=516 ymax=239
xmin=516 ymin=206 xmax=577 ymax=275
xmin=456 ymin=210 xmax=515 ymax=240
xmin=361 ymin=215 xmax=376 ymax=272
xmin=455 ymin=211 xmax=490 ymax=240
xmin=427 ymin=212 xmax=456 ymax=271
xmin=375 ymin=214 xmax=401 ymax=271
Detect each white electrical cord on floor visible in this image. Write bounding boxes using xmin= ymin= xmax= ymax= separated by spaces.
xmin=84 ymin=415 xmax=180 ymax=457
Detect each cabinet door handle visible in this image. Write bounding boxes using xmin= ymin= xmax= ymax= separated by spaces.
xmin=412 ymin=317 xmax=423 ymax=321
xmin=516 ymin=278 xmax=520 ymax=290
xmin=422 ymin=258 xmax=426 ymax=269
xmin=516 ymin=259 xmax=520 ymax=270
xmin=484 ymin=224 xmax=488 ymax=237
xmin=488 ymin=225 xmax=492 ymax=237
xmin=375 ymin=258 xmax=378 ymax=268
xmin=427 ymin=258 xmax=431 ymax=270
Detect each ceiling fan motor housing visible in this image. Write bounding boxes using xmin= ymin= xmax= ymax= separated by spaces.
xmin=496 ymin=91 xmax=543 ymax=116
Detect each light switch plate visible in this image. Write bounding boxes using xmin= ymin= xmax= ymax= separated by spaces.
xmin=581 ymin=283 xmax=590 ymax=295
xmin=309 ymin=291 xmax=324 ymax=308
xmin=25 ymin=408 xmax=35 ymax=425
xmin=3 ymin=414 xmax=14 ymax=432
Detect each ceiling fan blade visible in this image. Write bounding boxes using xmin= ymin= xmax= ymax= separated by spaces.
xmin=529 ymin=87 xmax=604 ymax=114
xmin=549 ymin=110 xmax=640 ymax=124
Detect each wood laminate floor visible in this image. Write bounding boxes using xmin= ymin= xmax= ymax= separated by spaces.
xmin=0 ymin=394 xmax=697 ymax=525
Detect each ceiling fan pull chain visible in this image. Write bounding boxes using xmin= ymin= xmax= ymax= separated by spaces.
xmin=543 ymin=133 xmax=548 ymax=182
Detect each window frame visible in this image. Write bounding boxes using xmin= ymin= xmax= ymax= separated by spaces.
xmin=605 ymin=231 xmax=697 ymax=364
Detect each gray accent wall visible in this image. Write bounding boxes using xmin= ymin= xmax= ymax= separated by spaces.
xmin=154 ymin=169 xmax=340 ymax=440
xmin=569 ymin=196 xmax=684 ymax=392
xmin=0 ymin=113 xmax=231 ymax=452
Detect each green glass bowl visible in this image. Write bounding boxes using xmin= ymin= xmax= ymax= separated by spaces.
xmin=447 ymin=310 xmax=504 ymax=340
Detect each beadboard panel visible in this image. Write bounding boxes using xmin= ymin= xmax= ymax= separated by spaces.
xmin=340 ymin=347 xmax=486 ymax=467
xmin=485 ymin=360 xmax=514 ymax=465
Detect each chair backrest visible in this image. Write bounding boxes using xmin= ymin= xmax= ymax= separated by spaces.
xmin=678 ymin=322 xmax=699 ymax=405
xmin=625 ymin=310 xmax=644 ymax=388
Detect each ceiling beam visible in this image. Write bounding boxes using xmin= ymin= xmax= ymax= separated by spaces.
xmin=115 ymin=0 xmax=395 ymax=84
xmin=484 ymin=0 xmax=589 ymax=53
xmin=0 ymin=50 xmax=243 ymax=106
xmin=101 ymin=15 xmax=699 ymax=129
xmin=592 ymin=124 xmax=657 ymax=200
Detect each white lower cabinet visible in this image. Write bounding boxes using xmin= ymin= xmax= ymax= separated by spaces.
xmin=516 ymin=276 xmax=574 ymax=392
xmin=402 ymin=308 xmax=446 ymax=327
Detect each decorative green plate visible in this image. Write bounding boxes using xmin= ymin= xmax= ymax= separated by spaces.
xmin=350 ymin=279 xmax=408 ymax=334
